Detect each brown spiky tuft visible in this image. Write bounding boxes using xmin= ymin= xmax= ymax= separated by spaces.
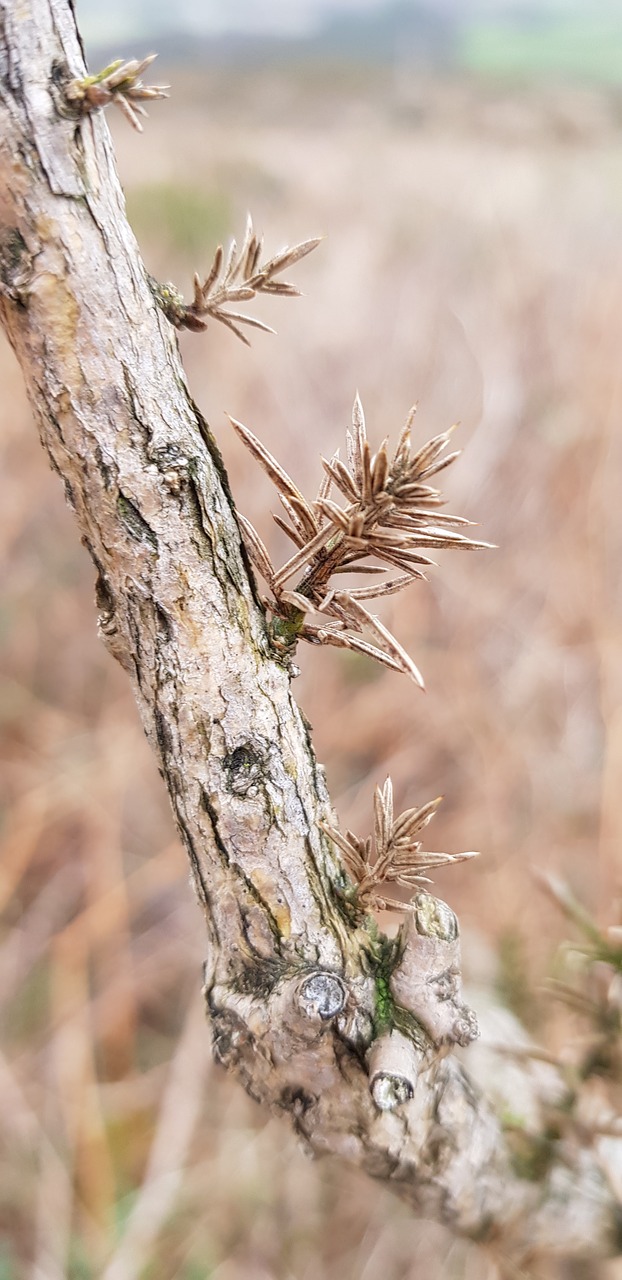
xmin=230 ymin=396 xmax=492 ymax=682
xmin=159 ymin=215 xmax=321 ymax=340
xmin=66 ymin=55 xmax=169 ymax=132
xmin=322 ymin=778 xmax=478 ymax=914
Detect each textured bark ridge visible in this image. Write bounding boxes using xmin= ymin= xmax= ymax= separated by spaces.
xmin=1 ymin=0 xmax=620 ymax=1263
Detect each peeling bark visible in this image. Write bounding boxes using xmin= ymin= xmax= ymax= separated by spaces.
xmin=1 ymin=0 xmax=620 ymax=1264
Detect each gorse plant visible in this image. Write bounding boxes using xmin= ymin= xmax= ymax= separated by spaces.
xmin=67 ymin=45 xmax=490 ymax=920
xmin=151 ymin=215 xmax=490 ymax=913
xmin=85 ymin=66 xmax=488 ymax=906
xmin=230 ymin=395 xmax=490 ymax=682
xmin=67 ymin=47 xmax=490 ymax=702
xmin=4 ymin=25 xmax=622 ymax=1264
xmin=180 ymin=229 xmax=489 ymax=914
xmin=148 ymin=209 xmax=490 ymax=689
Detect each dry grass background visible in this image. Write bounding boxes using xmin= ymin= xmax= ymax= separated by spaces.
xmin=2 ymin=60 xmax=622 ymax=1279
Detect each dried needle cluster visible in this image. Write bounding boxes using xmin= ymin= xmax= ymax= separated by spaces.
xmin=231 ymin=395 xmax=490 ymax=682
xmin=156 ymin=216 xmax=321 ymax=342
xmin=322 ymin=778 xmax=478 ymax=913
xmin=66 ymin=56 xmax=169 ymax=132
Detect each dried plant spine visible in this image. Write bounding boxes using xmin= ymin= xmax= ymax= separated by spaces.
xmin=322 ymin=776 xmax=478 ymax=914
xmin=230 ymin=395 xmax=491 ymax=682
xmin=153 ymin=215 xmax=321 ymax=343
xmin=66 ymin=55 xmax=169 ymax=132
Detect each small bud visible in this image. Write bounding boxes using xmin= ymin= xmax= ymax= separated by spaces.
xmin=452 ymin=1009 xmax=479 ymax=1047
xmin=414 ymin=894 xmax=458 ymax=942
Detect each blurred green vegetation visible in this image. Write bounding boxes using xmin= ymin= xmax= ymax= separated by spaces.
xmin=125 ymin=183 xmax=231 ymax=262
xmin=462 ymin=14 xmax=622 ymax=84
xmin=0 ymin=1248 xmax=17 ymax=1280
xmin=496 ymin=930 xmax=541 ymax=1033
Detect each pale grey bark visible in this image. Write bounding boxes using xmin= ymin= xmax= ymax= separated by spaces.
xmin=0 ymin=0 xmax=620 ymax=1265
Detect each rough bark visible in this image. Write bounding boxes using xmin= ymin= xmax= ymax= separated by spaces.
xmin=0 ymin=0 xmax=620 ymax=1264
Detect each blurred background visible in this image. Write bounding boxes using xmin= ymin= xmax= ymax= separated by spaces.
xmin=2 ymin=0 xmax=622 ymax=1275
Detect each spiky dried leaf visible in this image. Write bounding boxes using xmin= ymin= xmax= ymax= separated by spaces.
xmin=289 ymin=495 xmax=319 ymax=539
xmin=374 ymin=777 xmax=393 ymax=855
xmin=272 ymin=524 xmax=335 ymax=589
xmin=344 ymin=574 xmax=418 ymax=601
xmin=320 ymin=455 xmax=358 ymax=502
xmin=331 ymin=564 xmax=389 ymax=575
xmin=332 ymin=593 xmax=425 ymax=687
xmin=315 ymin=497 xmax=350 ymax=532
xmin=350 ymin=393 xmax=367 ymax=488
xmin=371 ymin=444 xmax=389 ymax=496
xmin=236 ymin=512 xmax=276 ymax=585
xmin=279 ymin=589 xmax=313 ymax=613
xmin=228 ymin=416 xmax=309 ymax=511
xmin=391 ymin=797 xmax=443 ymax=841
xmin=277 ymin=493 xmax=309 ymax=542
xmin=312 ymin=628 xmax=406 ymax=675
xmin=272 ymin=512 xmax=305 ymax=548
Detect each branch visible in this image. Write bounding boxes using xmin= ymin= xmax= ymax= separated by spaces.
xmin=0 ymin=1 xmax=620 ymax=1266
